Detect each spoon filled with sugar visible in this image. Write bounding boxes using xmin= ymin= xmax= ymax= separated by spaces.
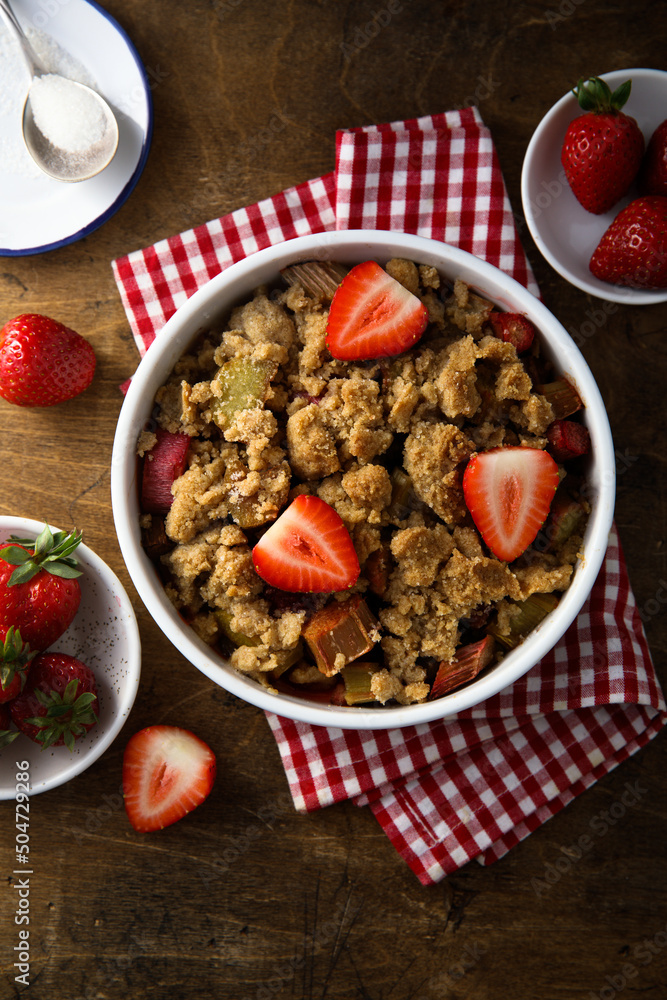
xmin=0 ymin=0 xmax=119 ymax=182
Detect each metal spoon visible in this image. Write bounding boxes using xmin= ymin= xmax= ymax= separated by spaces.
xmin=0 ymin=0 xmax=119 ymax=182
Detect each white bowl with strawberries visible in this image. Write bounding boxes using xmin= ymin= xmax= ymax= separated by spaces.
xmin=0 ymin=517 xmax=141 ymax=797
xmin=111 ymin=230 xmax=616 ymax=730
xmin=522 ymin=68 xmax=667 ymax=303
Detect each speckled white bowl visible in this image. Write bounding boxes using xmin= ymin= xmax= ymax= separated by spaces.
xmin=0 ymin=517 xmax=141 ymax=797
xmin=111 ymin=230 xmax=615 ymax=730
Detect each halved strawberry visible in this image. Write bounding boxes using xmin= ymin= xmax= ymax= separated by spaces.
xmin=325 ymin=260 xmax=428 ymax=360
xmin=488 ymin=312 xmax=535 ymax=353
xmin=462 ymin=447 xmax=560 ymax=562
xmin=141 ymin=428 xmax=190 ymax=514
xmin=123 ymin=725 xmax=216 ymax=833
xmin=252 ymin=494 xmax=360 ymax=593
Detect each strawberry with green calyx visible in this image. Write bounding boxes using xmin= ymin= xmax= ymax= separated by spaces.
xmin=561 ymin=77 xmax=644 ymax=215
xmin=0 ymin=627 xmax=35 ymax=704
xmin=0 ymin=314 xmax=96 ymax=407
xmin=589 ymin=195 xmax=667 ymax=288
xmin=10 ymin=652 xmax=98 ymax=751
xmin=0 ymin=523 xmax=83 ymax=651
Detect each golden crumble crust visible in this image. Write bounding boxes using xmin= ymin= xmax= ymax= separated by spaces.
xmin=139 ymin=263 xmax=586 ymax=706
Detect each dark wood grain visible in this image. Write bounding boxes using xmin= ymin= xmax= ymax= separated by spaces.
xmin=1 ymin=1 xmax=666 ymax=998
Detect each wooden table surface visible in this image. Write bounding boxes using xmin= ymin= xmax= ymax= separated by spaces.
xmin=2 ymin=1 xmax=666 ymax=998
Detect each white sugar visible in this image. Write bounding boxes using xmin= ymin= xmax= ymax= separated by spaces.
xmin=0 ymin=21 xmax=98 ymax=175
xmin=30 ymin=74 xmax=106 ymax=153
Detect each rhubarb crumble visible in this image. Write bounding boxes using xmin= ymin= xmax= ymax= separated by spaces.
xmin=137 ymin=258 xmax=590 ymax=707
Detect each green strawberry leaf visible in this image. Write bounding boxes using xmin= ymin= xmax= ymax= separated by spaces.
xmin=0 ymin=729 xmax=20 ymax=749
xmin=7 ymin=562 xmax=41 ymax=586
xmin=43 ymin=562 xmax=82 ymax=580
xmin=2 ymin=524 xmax=83 ymax=585
xmin=610 ymin=80 xmax=632 ymax=110
xmin=0 ymin=628 xmax=34 ymax=689
xmin=573 ymin=76 xmax=631 ymax=114
xmin=24 ymin=715 xmax=50 ymax=728
xmin=0 ymin=546 xmax=32 ymax=566
xmin=46 ymin=703 xmax=72 ymax=719
xmin=33 ymin=524 xmax=54 ymax=560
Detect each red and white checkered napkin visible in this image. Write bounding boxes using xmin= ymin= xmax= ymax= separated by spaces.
xmin=113 ymin=107 xmax=666 ymax=885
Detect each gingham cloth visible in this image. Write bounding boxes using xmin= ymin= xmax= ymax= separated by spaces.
xmin=113 ymin=108 xmax=666 ymax=885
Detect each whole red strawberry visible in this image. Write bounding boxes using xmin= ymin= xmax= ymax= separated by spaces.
xmin=589 ymin=196 xmax=667 ymax=288
xmin=10 ymin=652 xmax=98 ymax=750
xmin=638 ymin=119 xmax=667 ymax=197
xmin=0 ymin=313 xmax=96 ymax=407
xmin=0 ymin=627 xmax=35 ymax=704
xmin=561 ymin=77 xmax=644 ymax=215
xmin=0 ymin=523 xmax=83 ymax=651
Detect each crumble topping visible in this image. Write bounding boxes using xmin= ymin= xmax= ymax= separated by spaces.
xmin=138 ymin=258 xmax=587 ymax=707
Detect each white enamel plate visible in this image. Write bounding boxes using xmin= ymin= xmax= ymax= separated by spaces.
xmin=0 ymin=0 xmax=152 ymax=255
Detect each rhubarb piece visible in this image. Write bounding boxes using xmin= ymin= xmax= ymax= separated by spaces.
xmin=211 ymin=357 xmax=277 ymax=431
xmin=429 ymin=635 xmax=495 ymax=700
xmin=225 ymin=461 xmax=290 ymax=529
xmin=273 ymin=677 xmax=347 ymax=704
xmin=545 ymin=493 xmax=587 ymax=551
xmin=340 ymin=661 xmax=379 ymax=705
xmin=302 ymin=595 xmax=379 ymax=676
xmin=488 ymin=312 xmax=535 ymax=353
xmin=488 ymin=593 xmax=560 ymax=650
xmin=252 ymin=495 xmax=360 ymax=593
xmin=280 ymin=260 xmax=349 ymax=301
xmin=388 ymin=467 xmax=421 ymax=520
xmin=270 ymin=644 xmax=306 ymax=677
xmin=285 ymin=662 xmax=338 ymax=688
xmin=141 ymin=428 xmax=190 ymax=514
xmin=546 ymin=419 xmax=591 ymax=462
xmin=536 ymin=378 xmax=583 ymax=420
xmin=214 ymin=609 xmax=262 ymax=648
xmin=364 ymin=545 xmax=391 ymax=597
xmin=141 ymin=516 xmax=173 ymax=559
